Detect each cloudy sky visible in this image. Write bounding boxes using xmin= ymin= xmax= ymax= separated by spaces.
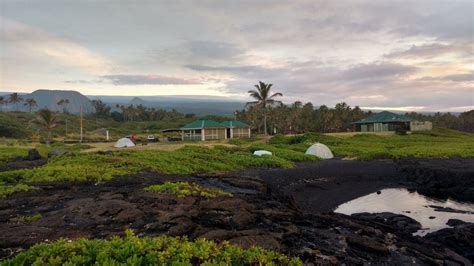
xmin=0 ymin=0 xmax=473 ymax=111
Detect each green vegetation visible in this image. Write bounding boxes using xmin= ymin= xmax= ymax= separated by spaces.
xmin=269 ymin=128 xmax=474 ymax=160
xmin=0 ymin=111 xmax=194 ymax=142
xmin=0 ymin=128 xmax=472 ymax=199
xmin=145 ymin=181 xmax=233 ymax=199
xmin=15 ymin=213 xmax=42 ymax=223
xmin=0 ymin=183 xmax=38 ymax=198
xmin=0 ymin=147 xmax=29 ymax=165
xmin=0 ymin=145 xmax=295 ymax=184
xmin=2 ymin=230 xmax=302 ymax=265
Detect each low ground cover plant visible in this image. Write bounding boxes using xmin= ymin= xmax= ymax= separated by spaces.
xmin=0 ymin=183 xmax=37 ymax=198
xmin=145 ymin=181 xmax=233 ymax=199
xmin=15 ymin=213 xmax=42 ymax=223
xmin=2 ymin=230 xmax=302 ymax=265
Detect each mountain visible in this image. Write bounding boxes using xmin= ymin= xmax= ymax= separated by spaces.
xmin=128 ymin=97 xmax=148 ymax=106
xmin=93 ymin=95 xmax=246 ymax=115
xmin=1 ymin=90 xmax=94 ymax=113
xmin=1 ymin=90 xmax=245 ymax=115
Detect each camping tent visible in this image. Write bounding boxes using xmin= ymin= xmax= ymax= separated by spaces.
xmin=305 ymin=143 xmax=333 ymax=159
xmin=114 ymin=138 xmax=135 ymax=148
xmin=253 ymin=150 xmax=272 ymax=156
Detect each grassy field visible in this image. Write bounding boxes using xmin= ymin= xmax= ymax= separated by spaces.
xmin=0 ymin=127 xmax=472 ymax=198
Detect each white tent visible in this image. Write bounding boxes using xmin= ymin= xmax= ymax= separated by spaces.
xmin=305 ymin=143 xmax=334 ymax=159
xmin=253 ymin=150 xmax=272 ymax=156
xmin=114 ymin=138 xmax=135 ymax=148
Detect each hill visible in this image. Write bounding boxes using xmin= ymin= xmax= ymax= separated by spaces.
xmin=1 ymin=90 xmax=94 ymax=113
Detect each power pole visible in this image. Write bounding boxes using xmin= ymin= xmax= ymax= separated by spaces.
xmin=80 ymin=105 xmax=83 ymax=143
xmin=65 ymin=119 xmax=68 ymax=142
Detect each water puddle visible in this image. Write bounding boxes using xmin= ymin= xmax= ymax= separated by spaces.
xmin=334 ymin=188 xmax=474 ymax=236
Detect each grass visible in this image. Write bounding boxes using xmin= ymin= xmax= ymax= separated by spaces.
xmin=145 ymin=181 xmax=233 ymax=199
xmin=15 ymin=213 xmax=42 ymax=223
xmin=2 ymin=230 xmax=302 ymax=265
xmin=269 ymin=128 xmax=474 ymax=160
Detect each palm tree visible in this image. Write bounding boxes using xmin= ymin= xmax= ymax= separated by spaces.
xmin=24 ymin=98 xmax=38 ymax=113
xmin=8 ymin=93 xmax=24 ymax=111
xmin=35 ymin=108 xmax=59 ymax=144
xmin=247 ymin=81 xmax=283 ymax=135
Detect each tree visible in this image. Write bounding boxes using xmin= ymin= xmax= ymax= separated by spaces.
xmin=57 ymin=99 xmax=70 ymax=113
xmin=247 ymin=81 xmax=283 ymax=135
xmin=24 ymin=98 xmax=38 ymax=113
xmin=35 ymin=108 xmax=59 ymax=144
xmin=8 ymin=93 xmax=24 ymax=111
xmin=91 ymin=100 xmax=111 ymax=117
xmin=0 ymin=96 xmax=5 ymax=111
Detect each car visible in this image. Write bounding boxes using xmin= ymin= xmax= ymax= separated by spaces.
xmin=167 ymin=136 xmax=182 ymax=142
xmin=147 ymin=135 xmax=159 ymax=142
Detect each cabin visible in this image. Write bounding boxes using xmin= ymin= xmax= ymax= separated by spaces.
xmin=221 ymin=120 xmax=251 ymax=139
xmin=181 ymin=120 xmax=251 ymax=141
xmin=181 ymin=120 xmax=227 ymax=141
xmin=352 ymin=111 xmax=432 ymax=132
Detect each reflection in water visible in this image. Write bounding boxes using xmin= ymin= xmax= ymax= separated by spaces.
xmin=334 ymin=188 xmax=474 ymax=236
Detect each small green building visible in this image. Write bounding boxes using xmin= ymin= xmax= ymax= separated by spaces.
xmin=180 ymin=120 xmax=251 ymax=141
xmin=353 ymin=111 xmax=414 ymax=132
xmin=220 ymin=121 xmax=251 ymax=139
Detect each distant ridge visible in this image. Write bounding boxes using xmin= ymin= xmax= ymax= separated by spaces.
xmin=128 ymin=97 xmax=148 ymax=106
xmin=1 ymin=90 xmax=94 ymax=113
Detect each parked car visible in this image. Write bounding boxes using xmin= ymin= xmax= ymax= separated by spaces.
xmin=147 ymin=135 xmax=159 ymax=142
xmin=167 ymin=136 xmax=182 ymax=142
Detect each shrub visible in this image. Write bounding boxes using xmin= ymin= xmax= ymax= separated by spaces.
xmin=144 ymin=181 xmax=233 ymax=199
xmin=2 ymin=230 xmax=303 ymax=265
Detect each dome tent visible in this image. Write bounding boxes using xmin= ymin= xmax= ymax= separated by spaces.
xmin=305 ymin=143 xmax=333 ymax=159
xmin=114 ymin=138 xmax=135 ymax=148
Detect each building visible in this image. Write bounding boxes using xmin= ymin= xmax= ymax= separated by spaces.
xmin=221 ymin=120 xmax=251 ymax=139
xmin=180 ymin=120 xmax=251 ymax=141
xmin=353 ymin=111 xmax=432 ymax=132
xmin=181 ymin=120 xmax=227 ymax=141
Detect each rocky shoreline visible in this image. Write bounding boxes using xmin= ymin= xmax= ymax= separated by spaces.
xmin=0 ymin=157 xmax=473 ymax=264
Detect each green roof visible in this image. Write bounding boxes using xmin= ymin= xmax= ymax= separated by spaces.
xmin=353 ymin=111 xmax=414 ymax=124
xmin=220 ymin=120 xmax=250 ymax=128
xmin=180 ymin=120 xmax=226 ymax=129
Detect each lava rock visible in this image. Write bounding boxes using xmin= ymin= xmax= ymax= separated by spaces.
xmin=351 ymin=212 xmax=422 ymax=234
xmin=47 ymin=149 xmax=70 ymax=158
xmin=425 ymin=222 xmax=474 ymax=261
xmin=446 ymin=219 xmax=467 ymax=227
xmin=27 ymin=149 xmax=42 ymax=161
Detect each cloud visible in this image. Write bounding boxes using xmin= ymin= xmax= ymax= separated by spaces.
xmin=1 ymin=18 xmax=112 ymax=74
xmin=101 ymin=74 xmax=201 ymax=85
xmin=384 ymin=43 xmax=472 ymax=59
xmin=441 ymin=72 xmax=474 ymax=82
xmin=418 ymin=72 xmax=474 ymax=82
xmin=340 ymin=62 xmax=417 ymax=81
xmin=188 ymin=41 xmax=244 ymax=59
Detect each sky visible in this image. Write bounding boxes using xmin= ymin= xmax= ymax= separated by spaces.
xmin=0 ymin=0 xmax=473 ymax=112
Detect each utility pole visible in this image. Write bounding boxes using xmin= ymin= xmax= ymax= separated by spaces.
xmin=80 ymin=105 xmax=83 ymax=143
xmin=65 ymin=119 xmax=68 ymax=142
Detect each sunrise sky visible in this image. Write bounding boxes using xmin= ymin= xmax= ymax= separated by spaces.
xmin=0 ymin=0 xmax=473 ymax=111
